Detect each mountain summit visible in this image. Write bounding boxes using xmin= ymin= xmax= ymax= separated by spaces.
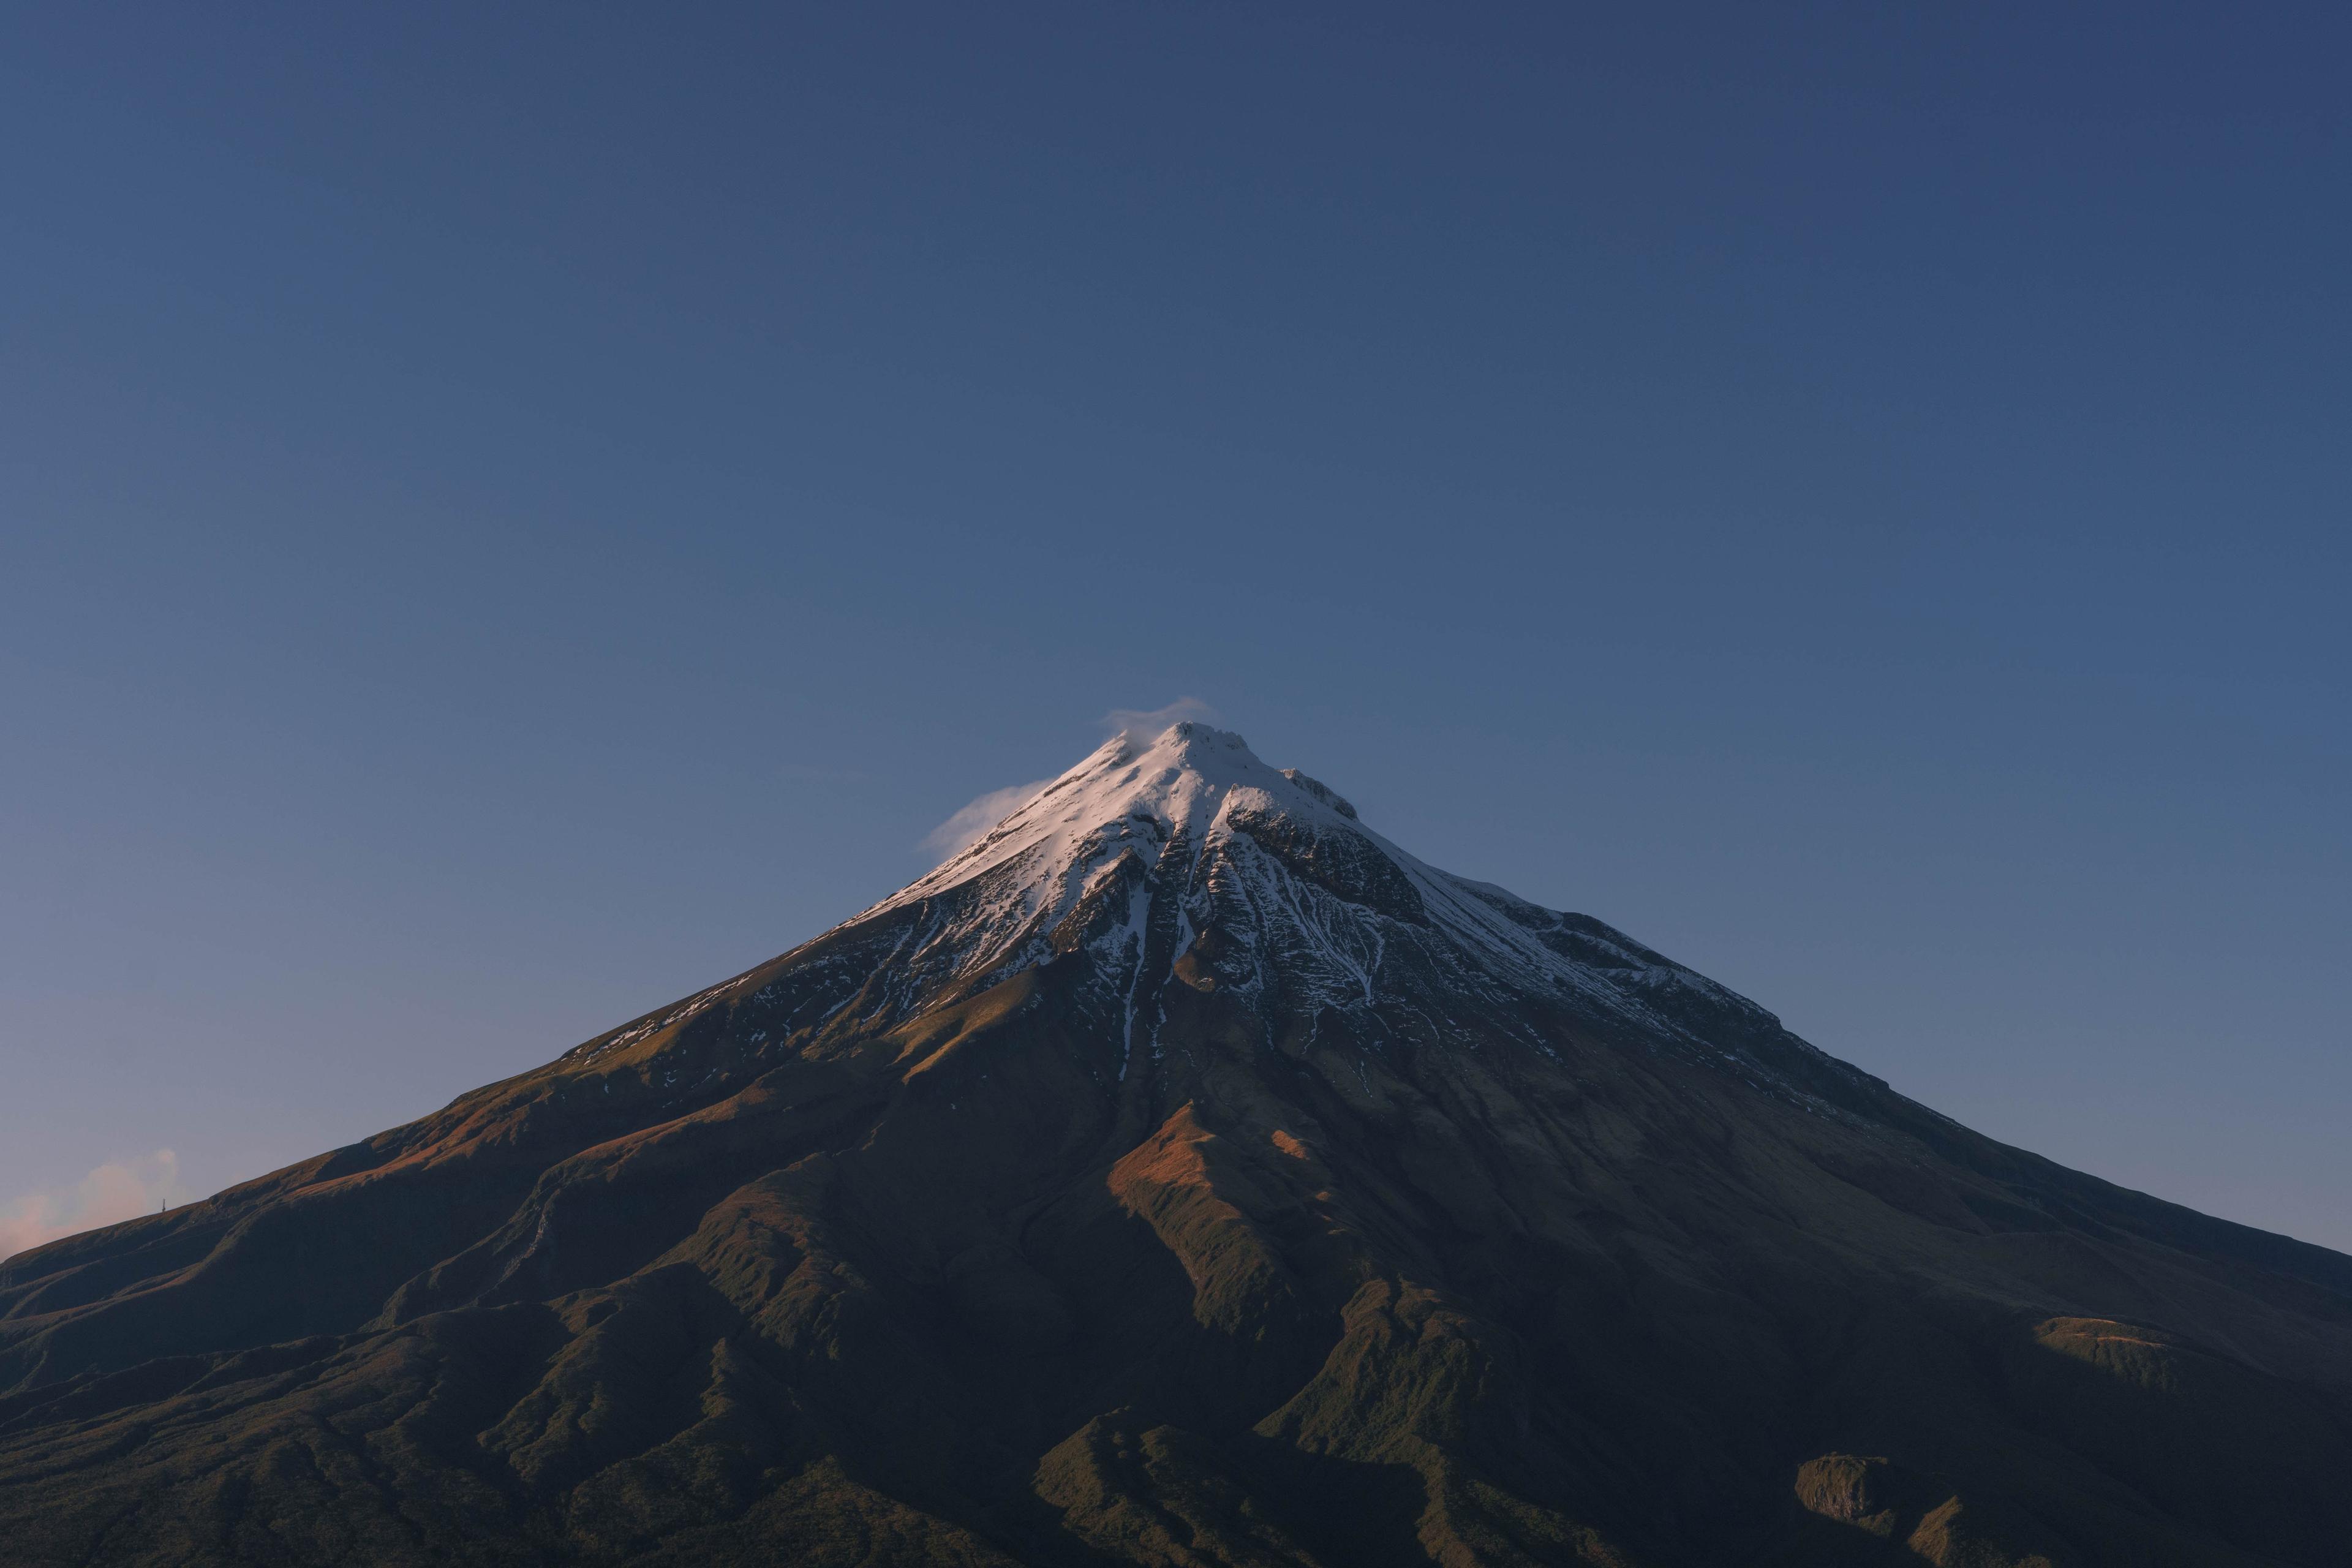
xmin=6 ymin=725 xmax=2349 ymax=1567
xmin=807 ymin=722 xmax=1839 ymax=1104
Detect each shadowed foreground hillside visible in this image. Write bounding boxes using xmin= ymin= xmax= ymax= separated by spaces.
xmin=6 ymin=726 xmax=2348 ymax=1566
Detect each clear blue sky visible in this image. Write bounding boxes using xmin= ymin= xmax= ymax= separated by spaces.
xmin=4 ymin=3 xmax=2345 ymax=1253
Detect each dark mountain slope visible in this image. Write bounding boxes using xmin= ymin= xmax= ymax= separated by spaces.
xmin=5 ymin=723 xmax=2348 ymax=1567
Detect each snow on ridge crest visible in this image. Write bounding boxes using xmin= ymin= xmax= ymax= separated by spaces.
xmin=844 ymin=722 xmax=1415 ymax=1005
xmin=876 ymin=722 xmax=1352 ymax=917
xmin=865 ymin=720 xmax=1551 ymax=986
xmin=838 ymin=721 xmax=1777 ymax=1061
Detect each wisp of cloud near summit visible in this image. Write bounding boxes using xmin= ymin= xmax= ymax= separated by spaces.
xmin=919 ymin=698 xmax=1220 ymax=865
xmin=921 ymin=779 xmax=1054 ymax=862
xmin=1101 ymin=696 xmax=1219 ymax=742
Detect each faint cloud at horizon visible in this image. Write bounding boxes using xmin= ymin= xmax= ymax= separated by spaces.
xmin=1 ymin=1150 xmax=186 ymax=1262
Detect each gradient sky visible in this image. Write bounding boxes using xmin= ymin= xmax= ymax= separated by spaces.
xmin=4 ymin=2 xmax=2346 ymax=1256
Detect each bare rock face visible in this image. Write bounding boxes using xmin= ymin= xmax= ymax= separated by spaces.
xmin=5 ymin=724 xmax=2350 ymax=1566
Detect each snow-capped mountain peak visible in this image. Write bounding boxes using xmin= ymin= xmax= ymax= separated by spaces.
xmin=811 ymin=722 xmax=1828 ymax=1098
xmin=883 ymin=722 xmax=1351 ymax=915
